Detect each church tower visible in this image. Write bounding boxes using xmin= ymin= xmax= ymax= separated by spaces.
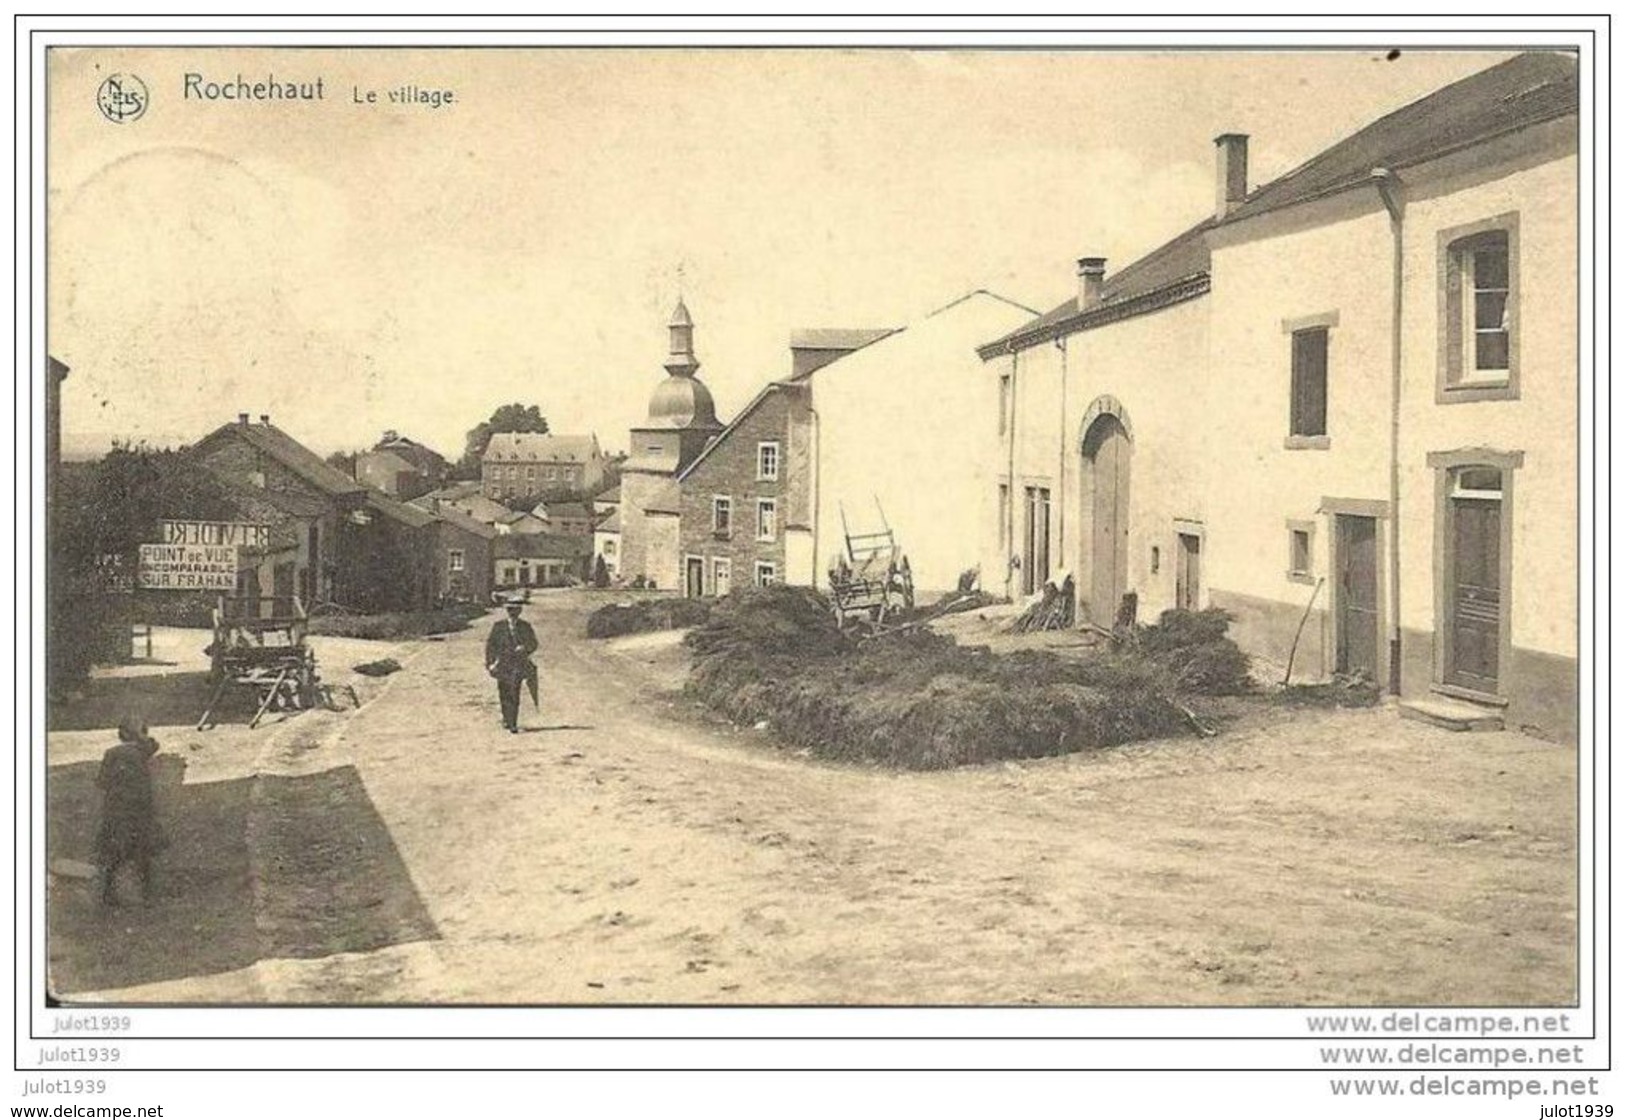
xmin=619 ymin=299 xmax=726 ymax=588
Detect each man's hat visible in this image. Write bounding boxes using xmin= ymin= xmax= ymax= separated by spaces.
xmin=503 ymin=594 xmax=525 ymax=609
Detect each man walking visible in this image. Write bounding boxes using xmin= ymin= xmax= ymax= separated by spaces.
xmin=485 ymin=595 xmax=539 ymax=733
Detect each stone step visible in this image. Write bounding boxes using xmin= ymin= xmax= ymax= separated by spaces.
xmin=1398 ymin=697 xmax=1505 ymax=732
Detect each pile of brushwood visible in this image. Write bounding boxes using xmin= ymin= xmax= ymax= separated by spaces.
xmin=1128 ymin=607 xmax=1254 ymax=696
xmin=684 ymin=586 xmax=1251 ymax=770
xmin=586 ymin=596 xmax=715 ymax=639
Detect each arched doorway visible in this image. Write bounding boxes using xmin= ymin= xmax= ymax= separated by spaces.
xmin=1080 ymin=406 xmax=1132 ymax=626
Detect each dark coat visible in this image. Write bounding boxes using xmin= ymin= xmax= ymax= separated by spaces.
xmin=94 ymin=739 xmax=162 ymax=865
xmin=484 ymin=616 xmax=539 ymax=682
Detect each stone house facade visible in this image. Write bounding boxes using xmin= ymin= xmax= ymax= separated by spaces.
xmin=676 ymin=380 xmax=814 ymax=596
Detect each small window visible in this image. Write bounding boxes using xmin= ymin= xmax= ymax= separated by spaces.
xmin=525 ymin=466 xmax=536 ymax=480
xmin=757 ymin=499 xmax=777 ymax=542
xmin=757 ymin=441 xmax=780 ymax=482
xmin=1290 ymin=531 xmax=1310 ymax=575
xmin=1289 ymin=327 xmax=1328 ymax=440
xmin=1286 ymin=519 xmax=1316 ymax=584
xmin=604 ymin=540 xmax=616 ymax=556
xmin=448 ymin=549 xmax=465 ymax=573
xmin=1150 ymin=545 xmax=1160 ymax=574
xmin=998 ymin=374 xmax=1012 ymax=436
xmin=713 ymin=496 xmax=732 ymax=537
xmin=1454 ymin=466 xmax=1504 ymax=499
xmin=754 ymin=561 xmax=777 ymax=587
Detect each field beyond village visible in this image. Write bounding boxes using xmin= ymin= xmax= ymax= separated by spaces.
xmin=45 ymin=589 xmax=1575 ymax=1006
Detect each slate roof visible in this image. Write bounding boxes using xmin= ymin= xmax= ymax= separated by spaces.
xmin=482 ymin=432 xmax=601 ymax=464
xmin=493 ymin=532 xmax=593 ymax=560
xmin=1225 ymin=50 xmax=1577 ymax=226
xmin=980 ymin=51 xmax=1577 ymax=357
xmin=789 ymin=327 xmax=898 ymax=351
xmin=595 ymin=509 xmax=622 ymax=534
xmin=196 ymin=419 xmax=367 ymax=497
xmin=432 ymin=503 xmax=500 ymax=540
xmin=367 ymin=492 xmax=437 ymax=529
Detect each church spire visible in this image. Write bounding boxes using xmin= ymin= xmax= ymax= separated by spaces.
xmin=665 ymin=298 xmax=700 ymax=377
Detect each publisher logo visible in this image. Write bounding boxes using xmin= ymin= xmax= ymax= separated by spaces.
xmin=96 ymin=74 xmax=148 ymax=123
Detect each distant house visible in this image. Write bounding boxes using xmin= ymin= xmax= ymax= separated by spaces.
xmin=355 ymin=431 xmax=450 ymax=500
xmin=492 ymin=532 xmax=592 ymax=591
xmin=190 ymin=412 xmax=448 ymax=613
xmin=676 ymin=380 xmax=814 ymax=596
xmin=429 ymin=503 xmax=497 ymax=605
xmin=544 ymin=500 xmax=596 ymax=537
xmin=496 ymin=508 xmax=549 ymax=535
xmin=593 ymin=507 xmax=622 ymax=581
xmin=481 ymin=432 xmax=607 ymax=500
xmin=190 ymin=412 xmax=369 ymax=610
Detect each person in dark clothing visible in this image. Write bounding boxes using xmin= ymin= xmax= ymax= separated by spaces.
xmin=94 ymin=719 xmax=164 ymax=908
xmin=484 ymin=597 xmax=539 ymax=733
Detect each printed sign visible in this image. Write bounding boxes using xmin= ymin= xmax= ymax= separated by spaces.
xmin=159 ymin=520 xmax=271 ymax=548
xmin=137 ymin=543 xmax=239 ymax=591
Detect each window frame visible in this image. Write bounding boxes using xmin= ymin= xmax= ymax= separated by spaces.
xmin=754 ymin=561 xmax=777 ymax=587
xmin=757 ymin=441 xmax=781 ymax=482
xmin=756 ymin=498 xmax=778 ymax=542
xmin=1285 ymin=518 xmax=1316 ymax=585
xmin=1283 ymin=313 xmax=1335 ymax=449
xmin=1437 ymin=212 xmax=1521 ymax=404
xmin=448 ymin=548 xmax=465 ymax=573
xmin=712 ymin=495 xmax=732 ymax=538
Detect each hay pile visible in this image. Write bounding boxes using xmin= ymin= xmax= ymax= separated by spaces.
xmin=1132 ymin=608 xmax=1254 ymax=696
xmin=684 ymin=586 xmax=1194 ymax=770
xmin=585 ymin=597 xmax=714 ymax=639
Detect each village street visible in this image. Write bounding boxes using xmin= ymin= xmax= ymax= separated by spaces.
xmin=47 ymin=591 xmax=1574 ymax=1007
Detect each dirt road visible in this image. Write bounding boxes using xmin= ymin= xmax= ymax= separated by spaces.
xmin=52 ymin=591 xmax=1576 ymax=1006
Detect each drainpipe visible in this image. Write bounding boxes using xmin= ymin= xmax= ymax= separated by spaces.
xmin=1056 ymin=336 xmax=1068 ymax=569
xmin=1006 ymin=347 xmax=1019 ymax=600
xmin=1372 ymin=167 xmax=1404 ymax=696
xmin=807 ymin=401 xmax=820 ymax=590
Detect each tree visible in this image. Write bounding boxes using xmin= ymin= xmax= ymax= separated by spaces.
xmin=453 ymin=403 xmax=549 ymax=479
xmin=325 ymin=449 xmax=359 ymax=478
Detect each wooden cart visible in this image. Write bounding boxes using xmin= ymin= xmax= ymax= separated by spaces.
xmin=197 ymin=595 xmax=319 ymax=730
xmin=827 ymin=502 xmax=915 ymax=630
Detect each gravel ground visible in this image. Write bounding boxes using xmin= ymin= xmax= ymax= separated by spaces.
xmin=46 ymin=591 xmax=1576 ymax=1006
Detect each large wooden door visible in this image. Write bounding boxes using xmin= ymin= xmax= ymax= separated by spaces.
xmin=1335 ymin=515 xmax=1379 ymax=680
xmin=1084 ymin=416 xmax=1131 ymax=624
xmin=1175 ymin=533 xmax=1201 ymax=612
xmin=1447 ymin=498 xmax=1501 ymax=691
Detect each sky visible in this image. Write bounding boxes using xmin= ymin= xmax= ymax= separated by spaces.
xmin=48 ymin=46 xmax=1515 ymax=460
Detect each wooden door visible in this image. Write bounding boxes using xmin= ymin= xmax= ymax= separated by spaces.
xmin=1175 ymin=533 xmax=1201 ymax=612
xmin=1022 ymin=487 xmax=1052 ymax=595
xmin=1447 ymin=499 xmax=1501 ymax=691
xmin=1335 ymin=516 xmax=1379 ymax=680
xmin=1085 ymin=417 xmax=1131 ymax=624
xmin=685 ymin=557 xmax=706 ymax=599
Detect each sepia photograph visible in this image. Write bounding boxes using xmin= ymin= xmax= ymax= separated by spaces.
xmin=22 ymin=23 xmax=1606 ymax=1112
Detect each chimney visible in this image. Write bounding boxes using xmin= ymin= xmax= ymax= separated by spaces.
xmin=259 ymin=414 xmax=271 ymax=425
xmin=382 ymin=429 xmax=398 ymax=443
xmin=237 ymin=412 xmax=249 ymax=426
xmin=1214 ymin=133 xmax=1249 ymax=218
xmin=1076 ymin=257 xmax=1107 ymax=310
